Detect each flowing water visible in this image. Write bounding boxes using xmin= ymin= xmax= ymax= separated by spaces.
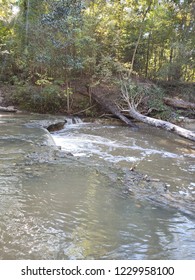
xmin=0 ymin=113 xmax=195 ymax=260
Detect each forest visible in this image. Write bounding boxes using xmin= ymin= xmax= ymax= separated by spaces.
xmin=0 ymin=0 xmax=194 ymax=118
xmin=0 ymin=1 xmax=195 ymax=262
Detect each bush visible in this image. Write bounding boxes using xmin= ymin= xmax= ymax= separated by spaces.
xmin=9 ymin=83 xmax=68 ymax=113
xmin=119 ymin=77 xmax=172 ymax=120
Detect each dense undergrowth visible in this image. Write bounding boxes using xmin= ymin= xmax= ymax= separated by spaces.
xmin=1 ymin=76 xmax=194 ymax=122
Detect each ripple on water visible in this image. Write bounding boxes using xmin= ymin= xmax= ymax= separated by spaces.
xmin=0 ymin=117 xmax=195 ymax=260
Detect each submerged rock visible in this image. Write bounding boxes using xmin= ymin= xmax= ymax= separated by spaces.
xmin=122 ymin=169 xmax=195 ymax=217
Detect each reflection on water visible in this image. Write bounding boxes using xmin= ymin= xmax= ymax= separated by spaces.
xmin=0 ymin=114 xmax=195 ymax=259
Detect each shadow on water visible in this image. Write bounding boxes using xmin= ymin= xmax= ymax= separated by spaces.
xmin=0 ymin=114 xmax=194 ymax=259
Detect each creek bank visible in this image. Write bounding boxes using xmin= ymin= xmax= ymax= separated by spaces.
xmin=0 ymin=81 xmax=194 ymax=142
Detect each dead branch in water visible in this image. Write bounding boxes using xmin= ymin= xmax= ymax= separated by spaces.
xmin=0 ymin=106 xmax=17 ymax=112
xmin=120 ymin=79 xmax=195 ymax=142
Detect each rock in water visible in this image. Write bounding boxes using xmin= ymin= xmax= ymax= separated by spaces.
xmin=46 ymin=120 xmax=67 ymax=132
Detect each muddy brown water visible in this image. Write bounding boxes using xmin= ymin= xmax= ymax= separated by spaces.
xmin=0 ymin=114 xmax=194 ymax=259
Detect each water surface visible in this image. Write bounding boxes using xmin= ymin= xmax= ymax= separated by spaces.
xmin=0 ymin=114 xmax=194 ymax=259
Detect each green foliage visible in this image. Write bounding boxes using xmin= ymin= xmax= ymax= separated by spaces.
xmin=35 ymin=73 xmax=53 ymax=86
xmin=39 ymin=84 xmax=65 ymax=113
xmin=9 ymin=83 xmax=68 ymax=113
xmin=146 ymin=85 xmax=172 ymax=120
xmin=120 ymin=77 xmax=172 ymax=120
xmin=1 ymin=0 xmax=194 ymax=83
xmin=1 ymin=0 xmax=195 ymax=115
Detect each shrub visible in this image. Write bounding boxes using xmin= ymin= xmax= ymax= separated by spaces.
xmin=9 ymin=83 xmax=68 ymax=113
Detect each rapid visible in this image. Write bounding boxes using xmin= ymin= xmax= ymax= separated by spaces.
xmin=0 ymin=114 xmax=194 ymax=259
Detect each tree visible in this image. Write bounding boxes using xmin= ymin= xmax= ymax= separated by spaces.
xmin=41 ymin=0 xmax=84 ymax=78
xmin=1 ymin=0 xmax=194 ymax=83
xmin=0 ymin=0 xmax=18 ymax=80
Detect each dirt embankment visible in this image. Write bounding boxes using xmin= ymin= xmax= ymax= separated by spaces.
xmin=0 ymin=80 xmax=194 ymax=120
xmin=156 ymin=80 xmax=195 ymax=102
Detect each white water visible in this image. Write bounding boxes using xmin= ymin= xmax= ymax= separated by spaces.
xmin=0 ymin=115 xmax=195 ymax=260
xmin=52 ymin=120 xmax=195 ymax=192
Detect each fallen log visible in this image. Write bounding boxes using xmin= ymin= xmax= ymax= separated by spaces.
xmin=127 ymin=105 xmax=195 ymax=142
xmin=91 ymin=89 xmax=138 ymax=128
xmin=163 ymin=97 xmax=195 ymax=110
xmin=0 ymin=106 xmax=17 ymax=112
xmin=119 ymin=78 xmax=195 ymax=142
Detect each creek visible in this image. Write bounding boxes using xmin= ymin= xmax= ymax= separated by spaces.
xmin=0 ymin=113 xmax=194 ymax=260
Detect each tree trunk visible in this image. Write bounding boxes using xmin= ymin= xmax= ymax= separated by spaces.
xmin=127 ymin=106 xmax=195 ymax=142
xmin=129 ymin=3 xmax=152 ymax=75
xmin=145 ymin=32 xmax=151 ymax=77
xmin=0 ymin=106 xmax=17 ymax=112
xmin=163 ymin=97 xmax=195 ymax=110
xmin=92 ymin=91 xmax=138 ymax=128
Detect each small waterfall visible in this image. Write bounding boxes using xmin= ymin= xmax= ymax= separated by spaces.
xmin=65 ymin=116 xmax=83 ymax=125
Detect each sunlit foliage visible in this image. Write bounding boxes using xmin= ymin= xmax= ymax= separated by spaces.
xmin=0 ymin=0 xmax=194 ymax=82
